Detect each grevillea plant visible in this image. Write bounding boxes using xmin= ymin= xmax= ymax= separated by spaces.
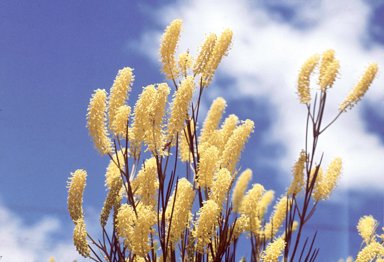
xmin=66 ymin=19 xmax=381 ymax=262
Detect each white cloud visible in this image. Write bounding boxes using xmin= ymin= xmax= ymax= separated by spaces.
xmin=135 ymin=0 xmax=384 ymax=192
xmin=0 ymin=200 xmax=83 ymax=262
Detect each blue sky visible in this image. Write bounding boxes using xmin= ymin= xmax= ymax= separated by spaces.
xmin=0 ymin=0 xmax=384 ymax=261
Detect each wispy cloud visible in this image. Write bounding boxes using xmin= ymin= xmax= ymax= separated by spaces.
xmin=0 ymin=199 xmax=82 ymax=262
xmin=133 ymin=0 xmax=384 ymax=192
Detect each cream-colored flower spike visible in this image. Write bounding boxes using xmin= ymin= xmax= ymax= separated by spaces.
xmin=261 ymin=237 xmax=286 ymax=262
xmin=199 ymin=97 xmax=227 ymax=147
xmin=357 ymin=215 xmax=377 ymax=244
xmin=112 ymin=105 xmax=131 ymax=137
xmin=197 ymin=145 xmax=219 ymax=188
xmin=297 ymin=54 xmax=320 ymax=104
xmin=202 ymin=29 xmax=233 ymax=87
xmin=210 ymin=168 xmax=232 ymax=210
xmin=178 ymin=51 xmax=194 ymax=78
xmin=132 ymin=157 xmax=159 ymax=207
xmin=167 ymin=76 xmax=195 ymax=144
xmin=193 ymin=33 xmax=217 ymax=77
xmin=287 ymin=150 xmax=306 ymax=196
xmin=108 ymin=67 xmax=134 ymax=132
xmin=73 ymin=216 xmax=90 ymax=258
xmin=339 ymin=62 xmax=379 ymax=111
xmin=86 ymin=89 xmax=112 ymax=155
xmin=194 ymin=200 xmax=220 ymax=254
xmin=221 ymin=119 xmax=254 ymax=173
xmin=258 ymin=190 xmax=275 ymax=220
xmin=67 ymin=169 xmax=87 ymax=223
xmin=355 ymin=241 xmax=384 ymax=262
xmin=264 ymin=196 xmax=291 ymax=239
xmin=232 ymin=168 xmax=252 ymax=213
xmin=165 ymin=178 xmax=194 ymax=248
xmin=159 ymin=19 xmax=183 ymax=80
xmin=318 ymin=49 xmax=336 ymax=86
xmin=312 ymin=158 xmax=342 ymax=201
xmin=130 ymin=85 xmax=157 ymax=156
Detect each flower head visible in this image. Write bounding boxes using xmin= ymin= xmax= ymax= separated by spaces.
xmin=258 ymin=190 xmax=275 ymax=220
xmin=318 ymin=50 xmax=340 ymax=90
xmin=73 ymin=216 xmax=90 ymax=258
xmin=67 ymin=169 xmax=87 ymax=223
xmin=193 ymin=33 xmax=217 ymax=77
xmin=261 ymin=237 xmax=286 ymax=262
xmin=287 ymin=150 xmax=306 ymax=196
xmin=357 ymin=215 xmax=378 ymax=244
xmin=112 ymin=105 xmax=131 ymax=138
xmin=340 ymin=63 xmax=378 ymax=111
xmin=194 ymin=200 xmax=220 ymax=254
xmin=232 ymin=168 xmax=252 ymax=213
xmin=202 ymin=29 xmax=233 ymax=87
xmin=199 ymin=97 xmax=227 ymax=147
xmin=221 ymin=119 xmax=254 ymax=173
xmin=165 ymin=178 xmax=194 ymax=248
xmin=178 ymin=51 xmax=194 ymax=78
xmin=108 ymin=67 xmax=134 ymax=132
xmin=312 ymin=158 xmax=342 ymax=201
xmin=197 ymin=145 xmax=219 ymax=188
xmin=355 ymin=241 xmax=384 ymax=262
xmin=86 ymin=89 xmax=112 ymax=155
xmin=132 ymin=157 xmax=159 ymax=207
xmin=159 ymin=19 xmax=183 ymax=80
xmin=240 ymin=183 xmax=264 ymax=234
xmin=297 ymin=54 xmax=320 ymax=104
xmin=264 ymin=196 xmax=291 ymax=239
xmin=210 ymin=168 xmax=232 ymax=210
xmin=166 ymin=76 xmax=195 ymax=144
xmin=130 ymin=85 xmax=157 ymax=155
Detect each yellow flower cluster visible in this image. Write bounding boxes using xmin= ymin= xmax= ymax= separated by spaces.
xmin=232 ymin=168 xmax=252 ymax=213
xmin=100 ymin=156 xmax=124 ymax=227
xmin=159 ymin=19 xmax=183 ymax=80
xmin=357 ymin=215 xmax=378 ymax=244
xmin=194 ymin=200 xmax=220 ymax=254
xmin=108 ymin=67 xmax=134 ymax=132
xmin=339 ymin=62 xmax=379 ymax=111
xmin=287 ymin=150 xmax=306 ymax=196
xmin=165 ymin=178 xmax=194 ymax=247
xmin=221 ymin=119 xmax=255 ymax=173
xmin=355 ymin=241 xmax=384 ymax=262
xmin=116 ymin=203 xmax=156 ymax=257
xmin=312 ymin=158 xmax=342 ymax=201
xmin=201 ymin=29 xmax=233 ymax=86
xmin=112 ymin=105 xmax=131 ymax=138
xmin=132 ymin=157 xmax=159 ymax=207
xmin=210 ymin=168 xmax=232 ymax=210
xmin=240 ymin=183 xmax=265 ymax=234
xmin=130 ymin=83 xmax=171 ymax=155
xmin=178 ymin=51 xmax=194 ymax=78
xmin=166 ymin=76 xmax=195 ymax=144
xmin=318 ymin=49 xmax=340 ymax=91
xmin=197 ymin=145 xmax=219 ymax=188
xmin=258 ymin=190 xmax=275 ymax=220
xmin=261 ymin=237 xmax=286 ymax=262
xmin=297 ymin=54 xmax=320 ymax=104
xmin=264 ymin=196 xmax=291 ymax=239
xmin=67 ymin=169 xmax=87 ymax=223
xmin=86 ymin=89 xmax=112 ymax=155
xmin=193 ymin=33 xmax=217 ymax=77
xmin=73 ymin=216 xmax=90 ymax=258
xmin=199 ymin=97 xmax=227 ymax=146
